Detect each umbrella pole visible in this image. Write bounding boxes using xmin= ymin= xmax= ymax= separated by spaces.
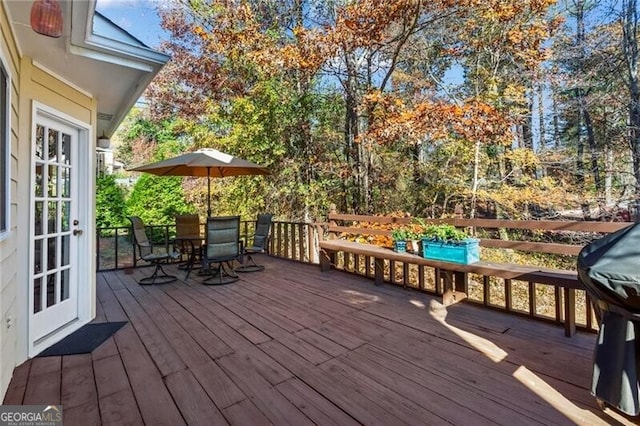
xmin=207 ymin=167 xmax=211 ymax=217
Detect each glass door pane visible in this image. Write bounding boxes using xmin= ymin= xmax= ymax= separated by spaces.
xmin=31 ymin=121 xmax=75 ymax=314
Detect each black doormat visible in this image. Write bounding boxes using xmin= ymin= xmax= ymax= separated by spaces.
xmin=37 ymin=321 xmax=127 ymax=357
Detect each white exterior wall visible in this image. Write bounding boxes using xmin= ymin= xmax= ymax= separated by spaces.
xmin=0 ymin=1 xmax=22 ymax=401
xmin=0 ymin=3 xmax=99 ymax=400
xmin=0 ymin=0 xmax=167 ymax=401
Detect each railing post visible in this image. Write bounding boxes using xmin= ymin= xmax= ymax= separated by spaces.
xmin=483 ymin=276 xmax=490 ymax=306
xmin=328 ymin=203 xmax=337 ymax=240
xmin=298 ymin=223 xmax=304 ymax=261
xmin=131 ymin=225 xmax=137 ymax=268
xmin=96 ymin=228 xmax=101 ymax=270
xmin=114 ymin=227 xmax=119 ymax=269
xmin=311 ymin=224 xmax=321 ymax=264
xmin=276 ymin=222 xmax=283 ymax=257
xmin=529 ymin=281 xmax=537 ymax=318
xmin=564 ymin=288 xmax=576 ymax=337
xmin=374 ymin=258 xmax=384 ymax=286
xmin=165 ymin=224 xmax=170 ymax=254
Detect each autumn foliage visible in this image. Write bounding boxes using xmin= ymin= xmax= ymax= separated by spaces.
xmin=363 ymin=92 xmax=514 ymax=146
xmin=128 ymin=0 xmax=628 ymax=222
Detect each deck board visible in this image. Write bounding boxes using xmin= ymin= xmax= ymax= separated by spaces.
xmin=164 ymin=369 xmax=229 ymax=426
xmin=98 ymin=388 xmax=143 ymax=426
xmin=108 ymin=285 xmax=187 ymax=376
xmin=275 ymin=377 xmax=360 ymax=425
xmin=92 ymin=354 xmax=130 ymax=399
xmin=222 ymin=398 xmax=272 ymax=425
xmin=23 ymin=357 xmax=61 ymax=405
xmin=63 ymin=399 xmax=101 ymax=426
xmin=321 ymin=356 xmax=456 ymax=425
xmin=217 ymin=350 xmax=313 ymax=425
xmin=162 ymin=284 xmax=269 ymax=348
xmin=3 ymin=256 xmax=637 ymax=425
xmin=61 ymin=354 xmax=97 ymax=410
xmin=259 ymin=338 xmax=410 ymax=425
xmin=2 ymin=359 xmax=30 ymax=404
xmin=188 ymin=360 xmax=244 ymax=409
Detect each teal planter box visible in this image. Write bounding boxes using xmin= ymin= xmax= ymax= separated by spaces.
xmin=422 ymin=238 xmax=480 ymax=264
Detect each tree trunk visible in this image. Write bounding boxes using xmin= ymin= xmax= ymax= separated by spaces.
xmin=575 ymin=0 xmax=591 ymax=219
xmin=469 ymin=140 xmax=482 ymax=219
xmin=577 ymin=121 xmax=590 ymax=219
xmin=622 ymin=0 xmax=640 ymax=220
xmin=522 ymin=87 xmax=534 ymax=150
xmin=552 ymin=87 xmax=561 ymax=149
xmin=344 ymin=53 xmax=360 ymax=212
xmin=583 ymin=104 xmax=603 ymax=208
xmin=288 ymin=0 xmax=316 ymax=220
xmin=605 ymin=142 xmax=612 ymax=205
xmin=537 ymin=75 xmax=546 ymax=151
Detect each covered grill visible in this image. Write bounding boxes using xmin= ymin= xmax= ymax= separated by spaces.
xmin=577 ymin=223 xmax=640 ymax=416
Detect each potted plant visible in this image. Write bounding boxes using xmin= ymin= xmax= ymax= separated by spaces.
xmin=406 ymin=229 xmax=422 ymax=255
xmin=422 ymin=224 xmax=468 ymax=242
xmin=421 ymin=224 xmax=480 ymax=264
xmin=406 ymin=218 xmax=430 ymax=254
xmin=391 ymin=227 xmax=409 ymax=253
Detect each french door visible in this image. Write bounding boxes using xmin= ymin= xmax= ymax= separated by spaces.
xmin=29 ymin=113 xmax=82 ymax=344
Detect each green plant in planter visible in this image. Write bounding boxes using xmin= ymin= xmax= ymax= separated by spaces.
xmin=421 ymin=223 xmax=479 ymax=264
xmin=422 ymin=224 xmax=468 ymax=242
xmin=406 ymin=229 xmax=422 ymax=240
xmin=391 ymin=227 xmax=410 ymax=242
xmin=391 ymin=226 xmax=410 ymax=253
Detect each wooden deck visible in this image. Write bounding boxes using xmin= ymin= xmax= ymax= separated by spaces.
xmin=3 ymin=256 xmax=636 ymax=425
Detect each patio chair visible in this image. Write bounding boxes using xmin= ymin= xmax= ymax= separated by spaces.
xmin=201 ymin=215 xmax=243 ymax=285
xmin=129 ymin=216 xmax=180 ymax=285
xmin=174 ymin=214 xmax=202 ymax=279
xmin=236 ymin=213 xmax=273 ymax=273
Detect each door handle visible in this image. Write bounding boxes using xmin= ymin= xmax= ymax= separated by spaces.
xmin=73 ymin=229 xmax=83 ymax=236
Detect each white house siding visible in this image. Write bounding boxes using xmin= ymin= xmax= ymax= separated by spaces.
xmin=0 ymin=3 xmax=98 ymax=400
xmin=0 ymin=1 xmax=22 ymax=401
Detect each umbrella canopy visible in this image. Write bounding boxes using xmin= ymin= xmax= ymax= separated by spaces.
xmin=130 ymin=148 xmax=270 ymax=216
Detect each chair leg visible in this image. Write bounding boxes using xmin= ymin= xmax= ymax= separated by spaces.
xmin=138 ymin=262 xmax=177 ymax=285
xmin=235 ymin=254 xmax=265 ymax=272
xmin=202 ymin=261 xmax=239 ymax=285
xmin=184 ymin=250 xmax=198 ymax=280
xmin=180 ymin=246 xmax=202 ymax=280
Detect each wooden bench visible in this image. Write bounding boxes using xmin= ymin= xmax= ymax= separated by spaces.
xmin=318 ymin=207 xmax=630 ymax=337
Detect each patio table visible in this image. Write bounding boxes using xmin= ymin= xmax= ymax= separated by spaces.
xmin=174 ymin=234 xmax=204 ymax=279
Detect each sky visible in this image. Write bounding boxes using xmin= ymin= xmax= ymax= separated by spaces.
xmin=96 ymin=0 xmax=169 ymax=49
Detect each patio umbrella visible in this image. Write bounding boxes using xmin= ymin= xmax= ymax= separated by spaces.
xmin=130 ymin=148 xmax=270 ymax=216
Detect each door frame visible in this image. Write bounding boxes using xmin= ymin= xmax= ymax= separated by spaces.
xmin=28 ymin=101 xmax=94 ymax=356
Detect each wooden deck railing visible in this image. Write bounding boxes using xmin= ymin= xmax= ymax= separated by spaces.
xmin=319 ymin=210 xmax=633 ymax=334
xmin=97 ymin=220 xmax=320 ymax=271
xmin=96 ymin=214 xmax=632 ymax=335
xmin=268 ymin=221 xmax=321 ymax=263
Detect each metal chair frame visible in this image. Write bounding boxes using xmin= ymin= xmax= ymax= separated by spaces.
xmin=236 ymin=213 xmax=273 ymax=273
xmin=129 ymin=216 xmax=180 ymax=285
xmin=174 ymin=214 xmax=202 ymax=279
xmin=201 ymin=215 xmax=243 ymax=285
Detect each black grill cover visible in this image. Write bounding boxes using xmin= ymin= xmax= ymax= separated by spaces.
xmin=577 ymin=223 xmax=640 ymax=416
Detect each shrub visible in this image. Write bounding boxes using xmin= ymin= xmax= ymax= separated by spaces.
xmin=96 ymin=174 xmax=128 ymax=229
